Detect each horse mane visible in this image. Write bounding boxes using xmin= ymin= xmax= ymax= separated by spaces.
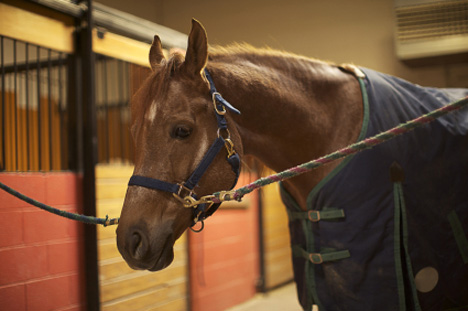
xmin=133 ymin=43 xmax=336 ymax=121
xmin=207 ymin=43 xmax=335 ymax=68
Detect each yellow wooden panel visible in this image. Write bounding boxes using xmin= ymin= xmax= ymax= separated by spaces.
xmin=265 ymin=264 xmax=294 ymax=288
xmin=98 ymin=239 xmax=121 ymax=261
xmin=261 ymin=177 xmax=294 ymax=289
xmin=100 ymin=258 xmax=136 ymax=281
xmin=145 ymin=298 xmax=186 ymax=311
xmin=0 ymin=2 xmax=73 ymax=53
xmin=96 ymin=200 xmax=124 ymax=220
xmin=96 ymin=164 xmax=134 ymax=179
xmin=266 ymin=247 xmax=292 ymax=263
xmin=98 ymin=225 xmax=120 ymax=241
xmin=93 ymin=30 xmax=153 ymax=67
xmin=101 ymin=265 xmax=186 ymax=302
xmin=265 ymin=237 xmax=292 ymax=253
xmin=102 ymin=282 xmax=186 ymax=311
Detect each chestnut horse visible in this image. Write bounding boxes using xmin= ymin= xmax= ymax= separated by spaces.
xmin=117 ymin=20 xmax=468 ymax=310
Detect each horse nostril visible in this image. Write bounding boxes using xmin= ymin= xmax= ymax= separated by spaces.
xmin=129 ymin=231 xmax=148 ymax=260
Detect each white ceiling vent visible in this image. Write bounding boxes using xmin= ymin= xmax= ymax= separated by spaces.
xmin=394 ymin=0 xmax=468 ymax=63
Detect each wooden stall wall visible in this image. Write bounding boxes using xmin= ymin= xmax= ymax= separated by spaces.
xmin=260 ymin=170 xmax=294 ymax=290
xmin=0 ymin=3 xmax=85 ymax=310
xmin=1 ymin=92 xmax=68 ymax=171
xmin=189 ymin=172 xmax=260 ymax=311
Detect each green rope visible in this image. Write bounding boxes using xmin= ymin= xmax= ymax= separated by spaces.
xmin=0 ymin=181 xmax=119 ymax=226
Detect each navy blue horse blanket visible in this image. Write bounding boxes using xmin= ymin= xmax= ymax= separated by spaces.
xmin=281 ymin=68 xmax=468 ymax=311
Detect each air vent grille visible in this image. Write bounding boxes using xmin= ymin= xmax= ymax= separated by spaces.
xmin=396 ymin=0 xmax=468 ymax=42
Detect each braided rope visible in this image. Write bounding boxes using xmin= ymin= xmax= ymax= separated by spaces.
xmin=227 ymin=96 xmax=468 ymax=201
xmin=0 ymin=181 xmax=119 ymax=226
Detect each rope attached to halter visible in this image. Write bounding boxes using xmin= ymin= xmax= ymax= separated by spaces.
xmin=1 ymin=96 xmax=467 ymax=226
xmin=0 ymin=182 xmax=119 ymax=226
xmin=209 ymin=95 xmax=468 ymax=203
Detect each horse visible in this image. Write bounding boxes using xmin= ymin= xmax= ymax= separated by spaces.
xmin=116 ymin=20 xmax=468 ymax=311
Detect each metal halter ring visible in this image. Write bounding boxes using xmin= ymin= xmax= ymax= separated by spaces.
xmin=217 ymin=128 xmax=231 ymax=140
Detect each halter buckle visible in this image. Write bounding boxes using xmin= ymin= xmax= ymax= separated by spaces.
xmin=212 ymin=92 xmax=227 ymax=115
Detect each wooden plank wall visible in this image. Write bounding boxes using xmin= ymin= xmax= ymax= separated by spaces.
xmin=0 ymin=93 xmax=65 ymax=171
xmin=96 ymin=164 xmax=188 ymax=311
xmin=261 ymin=171 xmax=294 ymax=289
xmin=189 ymin=172 xmax=260 ymax=311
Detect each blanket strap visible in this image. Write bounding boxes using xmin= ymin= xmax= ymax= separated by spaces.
xmin=292 ymin=245 xmax=350 ymax=264
xmin=447 ymin=210 xmax=468 ymax=264
xmin=287 ymin=208 xmax=345 ymax=222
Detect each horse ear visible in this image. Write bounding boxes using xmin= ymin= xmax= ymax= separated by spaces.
xmin=149 ymin=35 xmax=165 ymax=71
xmin=183 ymin=19 xmax=208 ymax=77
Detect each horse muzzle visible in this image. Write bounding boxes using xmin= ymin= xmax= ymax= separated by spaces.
xmin=116 ymin=222 xmax=175 ymax=271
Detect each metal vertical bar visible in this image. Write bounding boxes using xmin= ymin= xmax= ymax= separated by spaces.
xmin=67 ymin=48 xmax=82 ymax=172
xmin=48 ymin=49 xmax=53 ymax=170
xmin=13 ymin=39 xmax=18 ymax=170
xmin=80 ymin=0 xmax=101 ymax=309
xmin=1 ymin=36 xmax=5 ymax=170
xmin=58 ymin=52 xmax=65 ymax=170
xmin=25 ymin=43 xmax=30 ymax=171
xmin=102 ymin=57 xmax=109 ymax=162
xmin=128 ymin=64 xmax=134 ymax=163
xmin=37 ymin=45 xmax=42 ymax=171
xmin=118 ymin=60 xmax=124 ymax=162
xmin=124 ymin=63 xmax=128 ymax=163
xmin=257 ymin=187 xmax=266 ymax=293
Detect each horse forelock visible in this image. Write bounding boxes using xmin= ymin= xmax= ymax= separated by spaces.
xmin=131 ymin=54 xmax=186 ymax=124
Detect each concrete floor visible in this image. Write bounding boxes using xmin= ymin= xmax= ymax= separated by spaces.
xmin=226 ymin=282 xmax=318 ymax=311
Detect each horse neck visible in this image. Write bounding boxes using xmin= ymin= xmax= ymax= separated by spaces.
xmin=207 ymin=52 xmax=363 ymax=208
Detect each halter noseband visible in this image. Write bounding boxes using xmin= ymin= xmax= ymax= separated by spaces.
xmin=128 ymin=69 xmax=241 ymax=229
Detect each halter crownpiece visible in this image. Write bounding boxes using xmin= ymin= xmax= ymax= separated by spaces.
xmin=128 ymin=69 xmax=241 ymax=229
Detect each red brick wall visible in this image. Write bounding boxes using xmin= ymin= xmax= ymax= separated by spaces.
xmin=189 ymin=173 xmax=260 ymax=311
xmin=0 ymin=173 xmax=86 ymax=311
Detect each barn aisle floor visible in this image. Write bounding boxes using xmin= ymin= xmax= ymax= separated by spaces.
xmin=226 ymin=282 xmax=317 ymax=311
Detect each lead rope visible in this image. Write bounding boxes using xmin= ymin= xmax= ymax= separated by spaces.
xmin=0 ymin=181 xmax=119 ymax=226
xmin=217 ymin=95 xmax=468 ymax=203
xmin=1 ymin=96 xmax=467 ymax=226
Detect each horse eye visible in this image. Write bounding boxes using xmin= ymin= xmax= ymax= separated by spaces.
xmin=172 ymin=126 xmax=192 ymax=139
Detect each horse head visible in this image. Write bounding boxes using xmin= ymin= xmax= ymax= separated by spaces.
xmin=116 ymin=20 xmax=243 ymax=271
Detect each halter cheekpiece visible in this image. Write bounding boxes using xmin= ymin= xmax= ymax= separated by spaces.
xmin=128 ymin=69 xmax=241 ymax=230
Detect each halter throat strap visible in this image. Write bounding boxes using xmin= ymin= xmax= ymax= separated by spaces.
xmin=128 ymin=69 xmax=241 ymax=227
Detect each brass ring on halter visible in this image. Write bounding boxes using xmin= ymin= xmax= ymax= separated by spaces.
xmin=212 ymin=92 xmax=227 ymax=115
xmin=190 ymin=220 xmax=204 ymax=233
xmin=217 ymin=128 xmax=231 ymax=140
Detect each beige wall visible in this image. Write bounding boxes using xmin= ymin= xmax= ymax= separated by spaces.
xmin=98 ymin=0 xmax=467 ymax=88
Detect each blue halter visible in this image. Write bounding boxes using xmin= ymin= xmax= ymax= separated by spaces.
xmin=128 ymin=69 xmax=241 ymax=229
